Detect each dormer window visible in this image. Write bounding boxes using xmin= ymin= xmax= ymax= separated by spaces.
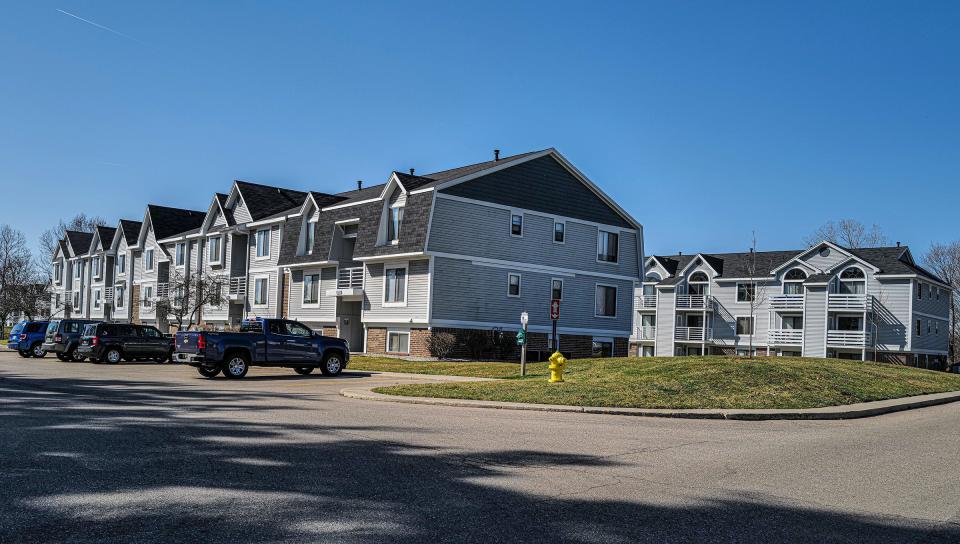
xmin=388 ymin=205 xmax=403 ymax=244
xmin=306 ymin=222 xmax=315 ymax=254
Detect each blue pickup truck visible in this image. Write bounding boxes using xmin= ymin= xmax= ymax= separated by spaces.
xmin=173 ymin=318 xmax=350 ymax=379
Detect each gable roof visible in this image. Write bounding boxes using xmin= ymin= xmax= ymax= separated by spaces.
xmin=64 ymin=230 xmax=93 ymax=256
xmin=146 ymin=204 xmax=206 ymax=241
xmin=90 ymin=225 xmax=117 ymax=253
xmin=234 ymin=180 xmax=308 ymax=222
xmin=118 ymin=220 xmax=142 ymax=246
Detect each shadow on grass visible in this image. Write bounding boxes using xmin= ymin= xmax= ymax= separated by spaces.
xmin=0 ymin=373 xmax=956 ymax=543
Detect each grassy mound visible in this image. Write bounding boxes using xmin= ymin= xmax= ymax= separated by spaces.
xmin=370 ymin=356 xmax=960 ymax=410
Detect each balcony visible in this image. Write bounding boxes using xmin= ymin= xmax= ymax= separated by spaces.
xmin=826 ymin=330 xmax=871 ymax=347
xmin=327 ymin=267 xmax=364 ymax=299
xmin=675 ymin=327 xmax=712 ymax=342
xmin=103 ymin=287 xmax=114 ymax=305
xmin=156 ymin=282 xmax=170 ymax=300
xmin=675 ymin=295 xmax=713 ymax=310
xmin=828 ymin=294 xmax=872 ymax=311
xmin=638 ymin=295 xmax=657 ymax=309
xmin=769 ymin=329 xmax=803 ymax=345
xmin=637 ymin=326 xmax=656 ymax=341
xmin=769 ymin=294 xmax=804 ymax=310
xmin=228 ymin=276 xmax=246 ymax=301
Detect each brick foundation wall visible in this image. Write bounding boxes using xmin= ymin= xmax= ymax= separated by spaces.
xmin=614 ymin=337 xmax=628 ymax=357
xmin=280 ymin=271 xmax=290 ymax=319
xmin=366 ymin=327 xmax=386 ymax=354
xmin=322 ymin=326 xmax=338 ymax=337
xmin=410 ymin=328 xmax=431 ymax=357
xmin=131 ymin=285 xmax=141 ymax=325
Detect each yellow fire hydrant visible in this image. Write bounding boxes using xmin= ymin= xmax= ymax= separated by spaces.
xmin=548 ymin=352 xmax=566 ymax=383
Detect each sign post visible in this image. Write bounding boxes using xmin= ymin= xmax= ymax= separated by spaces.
xmin=550 ymin=299 xmax=561 ymax=353
xmin=519 ymin=311 xmax=529 ymax=376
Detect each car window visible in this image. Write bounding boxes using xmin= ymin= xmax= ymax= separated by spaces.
xmin=141 ymin=327 xmax=161 ymax=338
xmin=83 ymin=324 xmax=98 ymax=337
xmin=47 ymin=322 xmax=60 ymax=335
xmin=11 ymin=322 xmax=24 ymax=335
xmin=26 ymin=323 xmax=42 ymax=333
xmin=269 ymin=321 xmax=285 ymax=335
xmin=286 ymin=322 xmax=312 ymax=337
xmin=65 ymin=322 xmax=81 ymax=334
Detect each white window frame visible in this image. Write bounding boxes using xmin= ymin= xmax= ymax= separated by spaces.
xmin=208 ymin=235 xmax=222 ymax=265
xmin=74 ymin=261 xmax=82 ymax=279
xmin=54 ymin=261 xmax=62 ymax=283
xmin=255 ymin=228 xmax=271 ymax=260
xmin=72 ymin=291 xmax=80 ymax=308
xmin=594 ymin=283 xmax=618 ymax=318
xmin=302 ymin=272 xmax=320 ymax=307
xmin=145 ymin=248 xmax=155 ymax=272
xmin=510 ymin=212 xmax=523 ymax=238
xmin=386 ymin=330 xmax=411 ymax=354
xmin=117 ymin=253 xmax=126 ymax=275
xmin=736 ymin=282 xmax=756 ymax=302
xmin=591 ymin=336 xmax=615 ymax=357
xmin=115 ymin=286 xmax=124 ymax=309
xmin=306 ymin=221 xmax=316 ymax=255
xmin=175 ymin=242 xmax=186 ymax=268
xmin=553 ymin=220 xmax=565 ymax=244
xmin=93 ymin=289 xmax=101 ymax=309
xmin=382 ymin=262 xmax=409 ymax=307
xmin=253 ymin=275 xmax=270 ymax=307
xmin=142 ymin=285 xmax=153 ymax=309
xmin=596 ymin=228 xmax=620 ymax=264
xmin=507 ymin=273 xmax=522 ymax=298
xmin=735 ymin=315 xmax=755 ymax=336
xmin=92 ymin=256 xmax=102 ymax=279
xmin=387 ymin=204 xmax=404 ymax=245
xmin=551 ymin=278 xmax=564 ymax=301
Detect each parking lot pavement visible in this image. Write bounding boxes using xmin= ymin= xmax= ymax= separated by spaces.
xmin=2 ymin=350 xmax=960 ymax=543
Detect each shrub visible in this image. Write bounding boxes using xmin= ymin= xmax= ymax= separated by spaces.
xmin=428 ymin=332 xmax=457 ymax=360
xmin=463 ymin=329 xmax=492 ymax=360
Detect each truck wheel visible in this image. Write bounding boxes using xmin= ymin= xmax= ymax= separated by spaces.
xmin=294 ymin=367 xmax=314 ymax=376
xmin=69 ymin=349 xmax=86 ymax=362
xmin=320 ymin=353 xmax=344 ymax=376
xmin=197 ymin=365 xmax=221 ymax=378
xmin=223 ymin=354 xmax=249 ymax=379
xmin=105 ymin=349 xmax=123 ymax=364
xmin=56 ymin=352 xmax=68 ymax=362
xmin=18 ymin=350 xmax=31 ymax=358
xmin=31 ymin=343 xmax=47 ymax=358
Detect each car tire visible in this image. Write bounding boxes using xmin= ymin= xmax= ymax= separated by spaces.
xmin=18 ymin=350 xmax=31 ymax=358
xmin=197 ymin=365 xmax=221 ymax=378
xmin=222 ymin=354 xmax=249 ymax=379
xmin=294 ymin=367 xmax=314 ymax=375
xmin=69 ymin=349 xmax=86 ymax=362
xmin=320 ymin=352 xmax=344 ymax=376
xmin=104 ymin=348 xmax=123 ymax=364
xmin=56 ymin=352 xmax=68 ymax=362
xmin=31 ymin=343 xmax=46 ymax=358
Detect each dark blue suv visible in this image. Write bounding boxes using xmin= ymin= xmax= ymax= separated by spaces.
xmin=7 ymin=320 xmax=50 ymax=358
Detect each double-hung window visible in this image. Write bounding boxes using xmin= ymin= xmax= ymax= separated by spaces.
xmin=54 ymin=262 xmax=62 ymax=283
xmin=74 ymin=263 xmax=81 ymax=279
xmin=303 ymin=273 xmax=319 ymax=305
xmin=737 ymin=283 xmax=756 ymax=302
xmin=306 ymin=223 xmax=315 ymax=254
xmin=507 ymin=273 xmax=521 ymax=297
xmin=510 ymin=213 xmax=523 ymax=237
xmin=384 ymin=265 xmax=407 ymax=305
xmin=388 ymin=206 xmax=404 ymax=243
xmin=92 ymin=257 xmax=101 ymax=278
xmin=175 ymin=243 xmax=186 ymax=267
xmin=256 ymin=229 xmax=270 ymax=259
xmin=117 ymin=254 xmax=125 ymax=275
xmin=554 ymin=221 xmax=565 ymax=243
xmin=115 ymin=286 xmax=124 ymax=309
xmin=208 ymin=236 xmax=221 ymax=264
xmin=254 ymin=277 xmax=269 ymax=306
xmin=597 ymin=230 xmax=619 ymax=263
xmin=595 ymin=284 xmax=617 ymax=317
xmin=145 ymin=249 xmax=154 ymax=272
xmin=143 ymin=285 xmax=153 ymax=308
xmin=94 ymin=289 xmax=101 ymax=309
xmin=736 ymin=316 xmax=755 ymax=335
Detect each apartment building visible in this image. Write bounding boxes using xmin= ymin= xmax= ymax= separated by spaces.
xmin=631 ymin=241 xmax=951 ymax=366
xmin=86 ymin=225 xmax=117 ymax=321
xmin=50 ymin=230 xmax=93 ymax=319
xmin=107 ymin=219 xmax=143 ymax=323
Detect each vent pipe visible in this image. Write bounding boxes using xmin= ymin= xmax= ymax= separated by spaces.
xmin=897 ymin=241 xmax=901 ymax=247
xmin=494 ymin=149 xmax=500 ymax=161
xmin=356 ymin=180 xmax=363 ymax=191
xmin=409 ymin=168 xmax=415 ymax=175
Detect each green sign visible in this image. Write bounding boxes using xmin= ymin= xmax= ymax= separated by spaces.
xmin=516 ymin=329 xmax=526 ymax=346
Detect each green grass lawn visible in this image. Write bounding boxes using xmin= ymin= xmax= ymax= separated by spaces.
xmin=350 ymin=355 xmax=537 ymax=378
xmin=369 ymin=356 xmax=960 ymax=410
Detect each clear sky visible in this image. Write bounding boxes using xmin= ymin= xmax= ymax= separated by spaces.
xmin=2 ymin=1 xmax=958 ymax=258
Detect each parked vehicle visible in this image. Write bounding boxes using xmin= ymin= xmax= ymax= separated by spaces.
xmin=43 ymin=319 xmax=102 ymax=361
xmin=173 ymin=318 xmax=349 ymax=379
xmin=7 ymin=320 xmax=50 ymax=358
xmin=77 ymin=323 xmax=174 ymax=364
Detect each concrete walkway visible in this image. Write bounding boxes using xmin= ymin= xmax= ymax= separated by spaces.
xmin=341 ymin=380 xmax=960 ymax=420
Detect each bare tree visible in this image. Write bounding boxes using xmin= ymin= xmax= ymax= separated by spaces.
xmin=804 ymin=219 xmax=887 ymax=249
xmin=743 ymin=232 xmax=768 ymax=357
xmin=924 ymin=241 xmax=960 ymax=361
xmin=155 ymin=271 xmax=229 ymax=332
xmin=0 ymin=225 xmax=41 ymax=335
xmin=39 ymin=213 xmax=106 ymax=268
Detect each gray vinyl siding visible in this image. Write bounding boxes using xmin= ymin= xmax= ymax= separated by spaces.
xmin=112 ymin=238 xmax=133 ymax=322
xmin=872 ymin=279 xmax=911 ymax=351
xmin=431 ymin=256 xmax=632 ymax=333
xmin=233 ymin=199 xmax=252 ymax=224
xmin=288 ymin=267 xmax=337 ymax=326
xmin=913 ymin=280 xmax=950 ymax=317
xmin=363 ymin=260 xmax=430 ymax=324
xmin=710 ymin=282 xmax=771 ymax=349
xmin=246 ymin=224 xmax=282 ymax=317
xmin=248 ymin=270 xmax=279 ymax=318
xmin=802 ymin=286 xmax=827 ymax=357
xmin=428 ymin=196 xmax=640 ymax=277
xmin=911 ymin=314 xmax=950 ymax=352
xmin=200 ymin=234 xmax=232 ymax=323
xmin=654 ymin=289 xmax=675 ymax=356
xmin=801 ymin=249 xmax=849 ymax=273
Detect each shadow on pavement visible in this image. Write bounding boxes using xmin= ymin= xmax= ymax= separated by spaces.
xmin=0 ymin=373 xmax=956 ymax=543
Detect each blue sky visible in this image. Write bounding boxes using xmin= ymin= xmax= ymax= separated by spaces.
xmin=2 ymin=1 xmax=958 ymax=257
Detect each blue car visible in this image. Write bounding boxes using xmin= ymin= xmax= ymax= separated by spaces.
xmin=7 ymin=320 xmax=50 ymax=358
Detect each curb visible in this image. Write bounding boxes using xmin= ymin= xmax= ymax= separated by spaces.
xmin=339 ymin=387 xmax=960 ymax=420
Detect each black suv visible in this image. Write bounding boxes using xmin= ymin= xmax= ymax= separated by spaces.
xmin=43 ymin=319 xmax=102 ymax=361
xmin=78 ymin=323 xmax=174 ymax=364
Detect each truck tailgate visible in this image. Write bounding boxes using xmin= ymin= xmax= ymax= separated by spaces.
xmin=176 ymin=332 xmax=204 ymax=354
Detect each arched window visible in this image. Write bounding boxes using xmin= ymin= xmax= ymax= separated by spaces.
xmin=838 ymin=266 xmax=866 ymax=294
xmin=688 ymin=271 xmax=709 ymax=295
xmin=783 ymin=268 xmax=806 ymax=295
xmin=645 ymin=272 xmax=661 ymax=282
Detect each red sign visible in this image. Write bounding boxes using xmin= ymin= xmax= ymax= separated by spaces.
xmin=550 ymin=299 xmax=561 ymax=320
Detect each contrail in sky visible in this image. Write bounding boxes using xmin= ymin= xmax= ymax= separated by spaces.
xmin=56 ymin=8 xmax=147 ymax=45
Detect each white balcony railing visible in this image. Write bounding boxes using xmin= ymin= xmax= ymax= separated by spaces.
xmin=826 ymin=330 xmax=871 ymax=347
xmin=675 ymin=326 xmax=711 ymax=342
xmin=229 ymin=276 xmax=246 ymax=300
xmin=337 ymin=267 xmax=363 ymax=290
xmin=676 ymin=295 xmax=712 ymax=310
xmin=828 ymin=294 xmax=871 ymax=311
xmin=639 ymin=295 xmax=657 ymax=309
xmin=769 ymin=329 xmax=803 ymax=345
xmin=769 ymin=294 xmax=804 ymax=310
xmin=156 ymin=282 xmax=170 ymax=300
xmin=638 ymin=326 xmax=656 ymax=340
xmin=103 ymin=287 xmax=114 ymax=304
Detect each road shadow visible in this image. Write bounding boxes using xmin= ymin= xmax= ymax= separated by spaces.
xmin=0 ymin=372 xmax=956 ymax=543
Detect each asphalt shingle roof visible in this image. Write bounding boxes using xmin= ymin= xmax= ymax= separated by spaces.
xmin=119 ymin=220 xmax=142 ymax=246
xmin=93 ymin=226 xmax=117 ymax=251
xmin=235 ymin=181 xmax=308 ymax=221
xmin=64 ymin=231 xmax=93 ymax=256
xmin=147 ymin=205 xmax=206 ymax=240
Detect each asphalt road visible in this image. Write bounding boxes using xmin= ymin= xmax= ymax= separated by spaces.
xmin=1 ymin=351 xmax=959 ymax=543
